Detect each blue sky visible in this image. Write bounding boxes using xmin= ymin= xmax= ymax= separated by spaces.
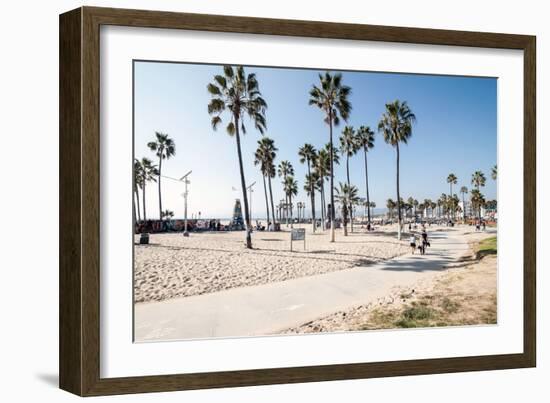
xmin=134 ymin=61 xmax=497 ymax=220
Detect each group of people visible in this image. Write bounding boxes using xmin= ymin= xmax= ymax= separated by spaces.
xmin=474 ymin=219 xmax=487 ymax=231
xmin=409 ymin=225 xmax=430 ymax=255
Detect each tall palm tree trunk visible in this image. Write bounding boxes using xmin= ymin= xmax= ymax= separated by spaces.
xmin=328 ymin=114 xmax=335 ymax=242
xmin=285 ymin=194 xmax=289 ymax=227
xmin=288 ymin=194 xmax=294 ymax=228
xmin=462 ymin=194 xmax=466 ymax=220
xmin=346 ymin=155 xmax=353 ymax=233
xmin=283 ymin=172 xmax=289 ymax=227
xmin=262 ymin=174 xmax=270 ymax=230
xmin=158 ymin=156 xmax=163 ymax=220
xmin=396 ymin=143 xmax=402 ymax=240
xmin=449 ymin=183 xmax=453 ymax=219
xmin=268 ymin=176 xmax=276 ymax=230
xmin=142 ymin=184 xmax=147 ymax=221
xmin=135 ymin=188 xmax=141 ymax=222
xmin=234 ymin=115 xmax=252 ymax=249
xmin=364 ymin=148 xmax=371 ymax=225
xmin=343 ymin=205 xmax=348 ymax=236
xmin=320 ymin=182 xmax=326 ymax=230
xmin=307 ymin=161 xmax=316 ymax=233
xmin=133 ymin=195 xmax=137 ymax=226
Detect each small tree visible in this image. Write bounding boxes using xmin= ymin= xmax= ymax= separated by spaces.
xmin=335 ymin=182 xmax=359 ymax=236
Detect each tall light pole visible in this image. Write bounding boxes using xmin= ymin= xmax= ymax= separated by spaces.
xmin=176 ymin=170 xmax=192 ymax=237
xmin=160 ymin=171 xmax=192 ymax=236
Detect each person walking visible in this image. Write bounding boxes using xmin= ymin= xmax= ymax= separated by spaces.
xmin=409 ymin=233 xmax=417 ymax=254
xmin=421 ymin=229 xmax=429 ymax=255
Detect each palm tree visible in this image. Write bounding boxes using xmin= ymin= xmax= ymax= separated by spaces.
xmin=258 ymin=137 xmax=278 ymax=228
xmin=339 ymin=125 xmax=359 ymax=232
xmin=356 ymin=126 xmax=375 ymax=224
xmin=313 ymin=173 xmax=325 ymax=230
xmin=309 ymin=72 xmax=352 ymax=242
xmin=304 ymin=172 xmax=318 ymax=228
xmin=133 ymin=159 xmax=143 ymax=222
xmin=147 ymin=132 xmax=175 ymax=220
xmin=386 ymin=198 xmax=396 ymax=220
xmin=254 ymin=137 xmax=276 ymax=230
xmin=491 ymin=165 xmax=498 ymax=181
xmin=137 ymin=158 xmax=158 ymax=221
xmin=266 ymin=160 xmax=277 ymax=229
xmin=278 ymin=160 xmax=294 ymax=226
xmin=406 ymin=197 xmax=415 ymax=219
xmin=323 ymin=142 xmax=340 ymax=165
xmin=447 ymin=173 xmax=458 ymax=218
xmin=298 ymin=143 xmax=318 ymax=232
xmin=314 ymin=148 xmax=330 ymax=230
xmin=161 ymin=210 xmax=174 ymax=220
xmin=423 ymin=199 xmax=432 ymax=218
xmin=460 ymin=186 xmax=468 ymax=220
xmin=207 ymin=65 xmax=267 ymax=248
xmin=378 ymin=100 xmax=416 ymax=240
xmin=418 ymin=203 xmax=427 ymax=217
xmin=471 ymin=170 xmax=486 ymax=191
xmin=430 ymin=201 xmax=437 ymax=218
xmin=297 ymin=201 xmax=305 ymax=221
xmin=283 ymin=176 xmax=298 ymax=228
xmin=403 ymin=199 xmax=412 ymax=219
xmin=438 ymin=193 xmax=448 ymax=218
xmin=449 ymin=194 xmax=460 ymax=218
xmin=335 ymin=182 xmax=359 ymax=236
xmin=470 ymin=189 xmax=486 ymax=219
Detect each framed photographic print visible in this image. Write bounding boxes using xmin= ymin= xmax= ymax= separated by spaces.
xmin=59 ymin=6 xmax=536 ymax=396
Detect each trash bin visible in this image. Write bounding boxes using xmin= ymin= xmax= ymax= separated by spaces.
xmin=139 ymin=233 xmax=149 ymax=244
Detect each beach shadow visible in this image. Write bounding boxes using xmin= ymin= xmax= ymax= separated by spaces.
xmin=378 ymin=254 xmax=454 ymax=273
xmin=35 ymin=373 xmax=58 ymax=388
xmin=144 ymin=243 xmax=384 ymax=266
xmin=334 ymin=240 xmax=403 ymax=245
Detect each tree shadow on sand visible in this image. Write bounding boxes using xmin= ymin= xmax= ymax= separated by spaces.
xmin=142 ymin=243 xmax=381 ymax=266
xmin=376 ymin=256 xmax=454 ymax=272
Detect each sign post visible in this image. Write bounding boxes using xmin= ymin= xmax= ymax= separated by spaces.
xmin=290 ymin=228 xmax=306 ymax=252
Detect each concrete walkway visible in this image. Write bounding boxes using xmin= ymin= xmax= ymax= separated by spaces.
xmin=135 ymin=229 xmax=471 ymax=341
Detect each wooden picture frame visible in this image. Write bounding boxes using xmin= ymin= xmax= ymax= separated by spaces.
xmin=59 ymin=6 xmax=536 ymax=396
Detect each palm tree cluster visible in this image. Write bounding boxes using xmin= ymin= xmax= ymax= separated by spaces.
xmin=207 ymin=65 xmax=267 ymax=248
xmin=135 ymin=65 xmax=498 ymax=248
xmin=133 ymin=131 xmax=176 ymax=226
xmin=134 ymin=157 xmax=158 ymax=222
xmin=309 ymin=72 xmax=352 ymax=242
xmin=434 ymin=167 xmax=495 ymax=221
xmin=147 ymin=132 xmax=176 ymax=220
xmin=378 ymin=100 xmax=416 ymax=240
xmin=254 ymin=137 xmax=277 ymax=232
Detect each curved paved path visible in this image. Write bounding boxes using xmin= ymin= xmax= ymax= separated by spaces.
xmin=135 ymin=229 xmax=470 ymax=341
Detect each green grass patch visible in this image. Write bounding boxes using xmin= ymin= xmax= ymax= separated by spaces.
xmin=440 ymin=297 xmax=460 ymax=313
xmin=394 ymin=302 xmax=437 ymax=328
xmin=476 ymin=236 xmax=497 ymax=259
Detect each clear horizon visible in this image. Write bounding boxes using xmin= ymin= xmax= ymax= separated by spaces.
xmin=134 ymin=61 xmax=497 ymax=220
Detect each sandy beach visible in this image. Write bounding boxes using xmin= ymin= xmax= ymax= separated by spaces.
xmin=134 ymin=224 xmax=411 ymax=303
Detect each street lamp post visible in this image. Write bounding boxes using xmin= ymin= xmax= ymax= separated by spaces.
xmin=160 ymin=171 xmax=192 ymax=237
xmin=179 ymin=171 xmax=192 ymax=237
xmin=246 ymin=181 xmax=256 ymax=229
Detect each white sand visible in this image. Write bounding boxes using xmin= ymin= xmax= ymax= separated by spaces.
xmin=134 ymin=224 xmax=411 ymax=303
